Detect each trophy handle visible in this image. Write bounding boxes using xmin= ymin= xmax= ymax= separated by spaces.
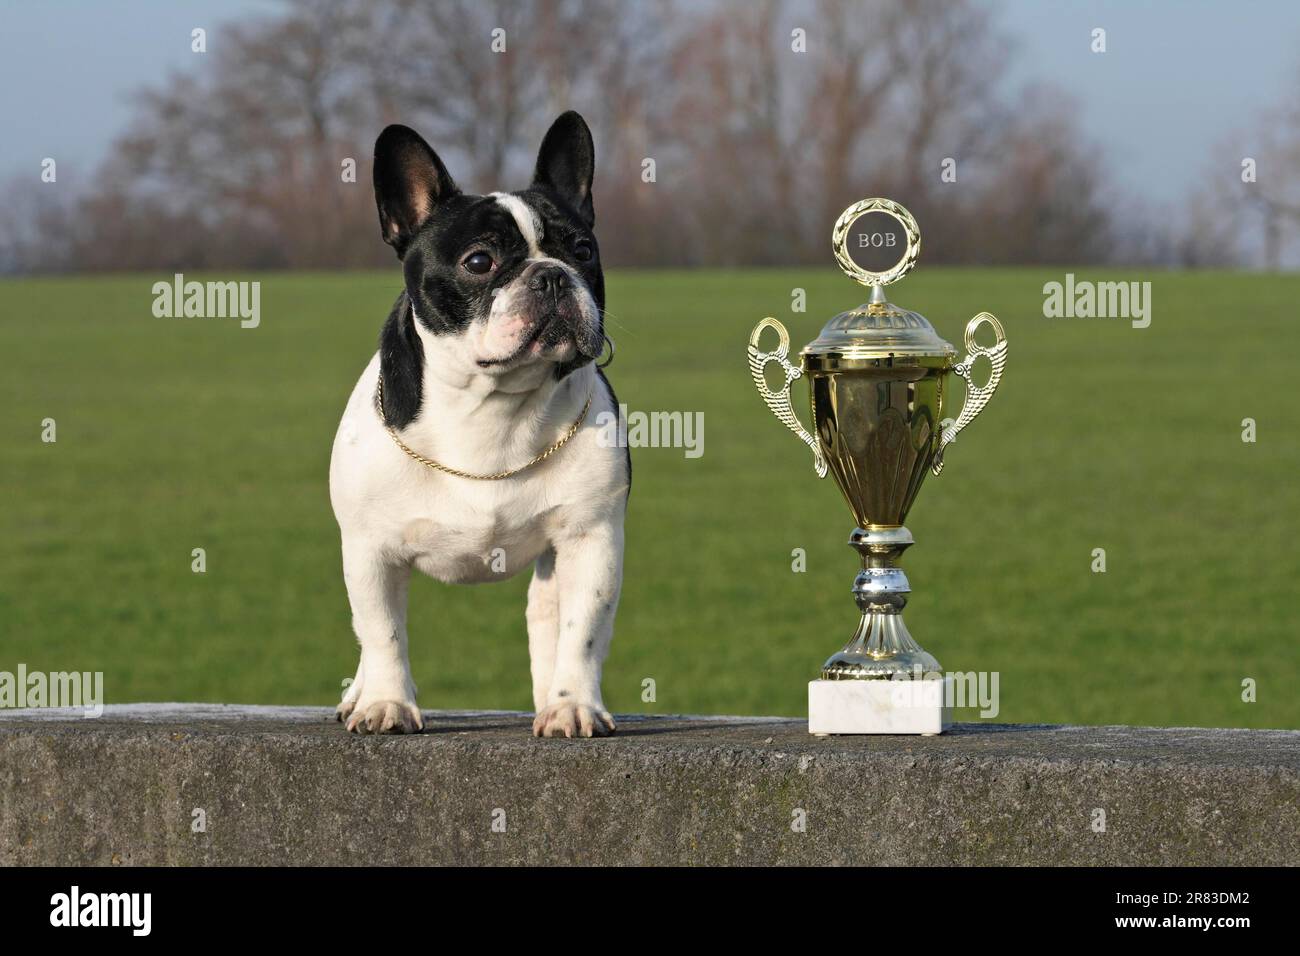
xmin=748 ymin=318 xmax=827 ymax=478
xmin=933 ymin=312 xmax=1007 ymax=476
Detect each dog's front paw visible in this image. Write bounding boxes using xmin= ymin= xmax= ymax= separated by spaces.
xmin=532 ymin=701 xmax=616 ymax=738
xmin=345 ymin=700 xmax=424 ymax=735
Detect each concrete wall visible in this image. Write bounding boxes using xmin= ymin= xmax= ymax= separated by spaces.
xmin=1 ymin=705 xmax=1296 ymax=865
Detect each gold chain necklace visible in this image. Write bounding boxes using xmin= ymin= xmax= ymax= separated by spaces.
xmin=377 ymin=376 xmax=593 ymax=480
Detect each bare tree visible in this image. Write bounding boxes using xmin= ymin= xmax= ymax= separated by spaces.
xmin=0 ymin=0 xmax=1144 ymax=273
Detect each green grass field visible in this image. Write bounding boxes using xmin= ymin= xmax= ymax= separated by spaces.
xmin=2 ymin=268 xmax=1297 ymax=729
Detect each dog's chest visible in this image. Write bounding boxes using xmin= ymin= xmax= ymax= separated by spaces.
xmin=399 ymin=491 xmax=556 ymax=584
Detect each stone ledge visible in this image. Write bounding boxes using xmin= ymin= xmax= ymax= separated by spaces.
xmin=1 ymin=705 xmax=1296 ymax=865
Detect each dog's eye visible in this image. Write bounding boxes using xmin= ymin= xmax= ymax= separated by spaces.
xmin=573 ymin=240 xmax=594 ymax=263
xmin=463 ymin=251 xmax=494 ymax=275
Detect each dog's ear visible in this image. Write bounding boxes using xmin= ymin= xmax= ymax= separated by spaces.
xmin=532 ymin=111 xmax=595 ymax=227
xmin=373 ymin=125 xmax=458 ymax=257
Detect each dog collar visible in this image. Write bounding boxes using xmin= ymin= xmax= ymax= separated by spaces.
xmin=377 ymin=375 xmax=593 ymax=480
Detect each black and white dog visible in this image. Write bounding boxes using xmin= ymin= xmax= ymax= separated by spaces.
xmin=329 ymin=112 xmax=627 ymax=736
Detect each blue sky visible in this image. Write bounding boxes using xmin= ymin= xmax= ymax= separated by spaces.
xmin=0 ymin=0 xmax=279 ymax=189
xmin=996 ymin=0 xmax=1299 ymax=209
xmin=1 ymin=0 xmax=1298 ymax=208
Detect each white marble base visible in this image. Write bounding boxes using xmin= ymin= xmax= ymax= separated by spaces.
xmin=808 ymin=677 xmax=951 ymax=735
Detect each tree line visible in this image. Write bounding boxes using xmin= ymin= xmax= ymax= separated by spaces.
xmin=1 ymin=0 xmax=1292 ymax=273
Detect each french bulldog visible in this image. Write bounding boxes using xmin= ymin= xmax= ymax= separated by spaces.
xmin=329 ymin=111 xmax=628 ymax=736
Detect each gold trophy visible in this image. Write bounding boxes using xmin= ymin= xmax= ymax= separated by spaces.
xmin=747 ymin=198 xmax=1007 ymax=734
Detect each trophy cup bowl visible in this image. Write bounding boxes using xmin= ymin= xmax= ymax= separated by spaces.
xmin=747 ymin=198 xmax=1007 ymax=734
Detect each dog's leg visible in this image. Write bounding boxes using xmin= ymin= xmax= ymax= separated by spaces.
xmin=526 ymin=547 xmax=560 ymax=712
xmin=340 ymin=543 xmax=423 ymax=734
xmin=533 ymin=520 xmax=622 ymax=738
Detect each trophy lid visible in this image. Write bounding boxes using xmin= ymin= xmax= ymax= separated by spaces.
xmin=803 ymin=198 xmax=956 ymax=363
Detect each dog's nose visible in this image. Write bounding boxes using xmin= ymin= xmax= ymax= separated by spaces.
xmin=527 ymin=265 xmax=569 ymax=300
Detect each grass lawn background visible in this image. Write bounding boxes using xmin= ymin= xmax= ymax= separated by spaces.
xmin=2 ymin=268 xmax=1296 ymax=728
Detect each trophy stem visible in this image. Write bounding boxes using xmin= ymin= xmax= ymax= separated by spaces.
xmin=820 ymin=526 xmax=942 ymax=680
